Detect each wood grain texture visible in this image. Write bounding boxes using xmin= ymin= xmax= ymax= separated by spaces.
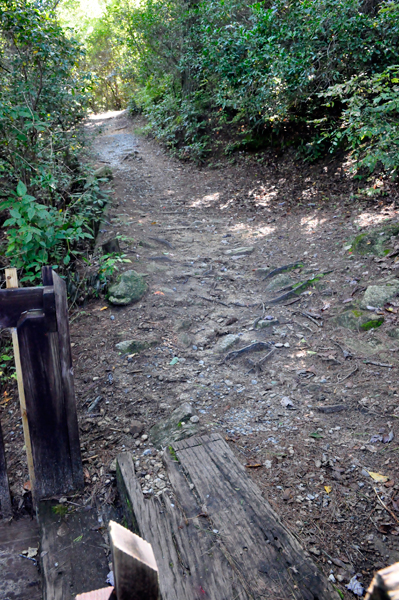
xmin=17 ymin=312 xmax=75 ymax=498
xmin=173 ymin=434 xmax=339 ymax=600
xmin=75 ymin=588 xmax=115 ymax=600
xmin=39 ymin=500 xmax=109 ymax=600
xmin=118 ymin=433 xmax=339 ymax=600
xmin=0 ymin=286 xmax=46 ymax=328
xmin=5 ymin=268 xmax=36 ymax=499
xmin=0 ymin=420 xmax=12 ymax=518
xmin=117 ymin=452 xmax=250 ymax=600
xmin=109 ymin=520 xmax=159 ymax=600
xmin=42 ymin=267 xmax=83 ymax=490
xmin=366 ymin=562 xmax=399 ymax=600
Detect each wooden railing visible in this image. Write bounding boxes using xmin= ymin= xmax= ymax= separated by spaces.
xmin=0 ymin=267 xmax=83 ymax=513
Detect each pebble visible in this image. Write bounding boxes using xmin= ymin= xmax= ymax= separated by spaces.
xmin=190 ymin=415 xmax=199 ymax=423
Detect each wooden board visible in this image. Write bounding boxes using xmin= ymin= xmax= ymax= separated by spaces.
xmin=0 ymin=517 xmax=42 ymax=600
xmin=42 ymin=266 xmax=84 ymax=491
xmin=0 ymin=418 xmax=12 ymax=518
xmin=366 ymin=562 xmax=399 ymax=600
xmin=17 ymin=312 xmax=77 ymax=499
xmin=118 ymin=434 xmax=339 ymax=600
xmin=38 ymin=500 xmax=109 ymax=600
xmin=0 ymin=286 xmax=49 ymax=328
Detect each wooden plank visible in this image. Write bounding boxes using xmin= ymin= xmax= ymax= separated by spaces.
xmin=38 ymin=500 xmax=109 ymax=600
xmin=365 ymin=562 xmax=399 ymax=600
xmin=17 ymin=312 xmax=76 ymax=498
xmin=0 ymin=286 xmax=45 ymax=328
xmin=0 ymin=419 xmax=12 ymax=518
xmin=172 ymin=433 xmax=340 ymax=600
xmin=109 ymin=520 xmax=159 ymax=600
xmin=5 ymin=268 xmax=36 ymax=497
xmin=42 ymin=266 xmax=84 ymax=490
xmin=117 ymin=452 xmax=252 ymax=600
xmin=76 ymin=589 xmax=115 ymax=600
xmin=0 ymin=517 xmax=42 ymax=600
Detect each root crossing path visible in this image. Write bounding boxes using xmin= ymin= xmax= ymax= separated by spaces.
xmin=73 ymin=110 xmax=399 ymax=598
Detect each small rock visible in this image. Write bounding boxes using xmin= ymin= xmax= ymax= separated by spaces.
xmin=224 ymin=246 xmax=254 ymax=256
xmin=215 ymin=334 xmax=240 ymax=353
xmin=94 ymin=165 xmax=113 ymax=179
xmin=190 ymin=415 xmax=199 ymax=423
xmin=264 ymin=460 xmax=272 ymax=469
xmin=115 ymin=339 xmax=158 ymax=354
xmin=109 ymin=459 xmax=117 ymax=473
xmin=309 ymin=547 xmax=321 ymax=556
xmin=150 ymin=403 xmax=199 ymax=449
xmin=130 ymin=420 xmax=144 ymax=436
xmin=108 ymin=270 xmax=148 ymax=305
xmin=141 ymin=434 xmax=148 ymax=441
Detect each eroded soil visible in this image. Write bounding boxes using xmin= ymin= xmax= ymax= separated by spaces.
xmin=4 ymin=109 xmax=399 ymax=598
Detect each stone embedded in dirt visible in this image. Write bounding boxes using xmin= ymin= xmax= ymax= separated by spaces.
xmin=115 ymin=339 xmax=158 ymax=353
xmin=178 ymin=333 xmax=193 ymax=347
xmin=359 ymin=282 xmax=399 ymax=309
xmin=255 ymin=319 xmax=279 ymax=329
xmin=224 ymin=246 xmax=254 ymax=256
xmin=254 ymin=268 xmax=271 ymax=278
xmin=109 ymin=459 xmax=117 ymax=473
xmin=108 ymin=270 xmax=148 ymax=305
xmin=350 ymin=224 xmax=399 ymax=256
xmin=190 ymin=415 xmax=199 ymax=423
xmin=215 ymin=333 xmax=240 ymax=353
xmin=388 ymin=328 xmax=399 ymax=339
xmin=265 ymin=273 xmax=292 ymax=292
xmin=175 ymin=319 xmax=192 ymax=332
xmin=335 ymin=309 xmax=384 ymax=331
xmin=150 ymin=402 xmax=199 ymax=449
xmin=94 ymin=165 xmax=113 ymax=179
xmin=130 ymin=420 xmax=144 ymax=436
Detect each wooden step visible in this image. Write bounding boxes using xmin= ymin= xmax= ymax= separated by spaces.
xmin=117 ymin=433 xmax=340 ymax=600
xmin=38 ymin=500 xmax=109 ymax=600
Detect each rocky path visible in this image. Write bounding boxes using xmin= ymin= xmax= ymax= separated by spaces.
xmin=71 ymin=110 xmax=399 ymax=598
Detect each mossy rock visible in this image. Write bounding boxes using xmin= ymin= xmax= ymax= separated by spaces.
xmin=349 ymin=224 xmax=399 ymax=257
xmin=94 ymin=165 xmax=113 ymax=179
xmin=150 ymin=403 xmax=199 ymax=449
xmin=335 ymin=309 xmax=384 ymax=331
xmin=115 ymin=339 xmax=158 ymax=354
xmin=108 ymin=270 xmax=148 ymax=305
xmin=387 ymin=328 xmax=399 ymax=339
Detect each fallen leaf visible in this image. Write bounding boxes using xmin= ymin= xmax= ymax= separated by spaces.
xmin=368 ymin=471 xmax=389 ymax=483
xmin=385 ymin=480 xmax=395 ymax=488
xmin=22 ymin=547 xmax=38 ymax=559
xmin=23 ymin=480 xmax=31 ymax=492
xmin=154 ymin=291 xmax=165 ymax=295
xmin=324 ymin=485 xmax=332 ymax=494
xmin=245 ymin=463 xmax=263 ymax=468
xmin=169 ymin=357 xmax=179 ymax=365
xmin=99 ymin=306 xmax=108 ymax=311
xmin=309 ymin=432 xmax=324 ymax=439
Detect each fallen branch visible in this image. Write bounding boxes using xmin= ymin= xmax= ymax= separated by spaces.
xmin=337 ymin=366 xmax=358 ymax=383
xmin=363 ymin=360 xmax=394 ymax=368
xmin=246 ymin=348 xmax=276 ymax=373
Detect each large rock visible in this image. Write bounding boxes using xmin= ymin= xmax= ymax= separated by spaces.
xmin=360 ymin=282 xmax=399 ymax=308
xmin=350 ymin=224 xmax=399 ymax=256
xmin=335 ymin=309 xmax=384 ymax=331
xmin=108 ymin=270 xmax=147 ymax=305
xmin=94 ymin=165 xmax=113 ymax=179
xmin=115 ymin=339 xmax=158 ymax=354
xmin=150 ymin=403 xmax=199 ymax=449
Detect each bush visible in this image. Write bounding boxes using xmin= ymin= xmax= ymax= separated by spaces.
xmin=0 ymin=0 xmax=104 ymax=282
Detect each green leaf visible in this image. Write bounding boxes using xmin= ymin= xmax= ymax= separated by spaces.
xmin=16 ymin=181 xmax=27 ymax=197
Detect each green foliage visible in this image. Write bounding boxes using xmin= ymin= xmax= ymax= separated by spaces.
xmin=324 ymin=65 xmax=399 ymax=176
xmin=0 ymin=0 xmax=106 ymax=283
xmin=0 ymin=183 xmax=92 ymax=282
xmin=91 ymin=0 xmax=399 ymax=171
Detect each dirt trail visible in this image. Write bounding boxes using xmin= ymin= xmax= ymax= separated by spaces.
xmin=71 ymin=110 xmax=399 ymax=597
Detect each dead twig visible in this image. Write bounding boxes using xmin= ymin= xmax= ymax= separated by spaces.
xmin=300 ymin=311 xmax=323 ymax=327
xmin=373 ymin=487 xmax=399 ymax=524
xmin=246 ymin=348 xmax=276 ymax=373
xmin=337 ymin=366 xmax=358 ymax=383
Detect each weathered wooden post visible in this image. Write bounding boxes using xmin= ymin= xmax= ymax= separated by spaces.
xmin=365 ymin=562 xmax=399 ymax=600
xmin=0 ymin=420 xmax=12 ymax=518
xmin=0 ymin=267 xmax=83 ymax=502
